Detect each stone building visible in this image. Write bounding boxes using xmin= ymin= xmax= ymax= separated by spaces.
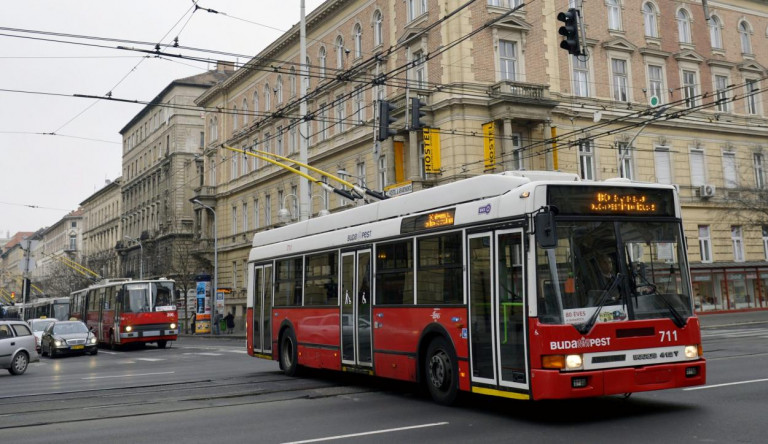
xmin=117 ymin=68 xmax=232 ymax=296
xmin=80 ymin=178 xmax=122 ymax=279
xmin=189 ymin=0 xmax=768 ymax=328
xmin=34 ymin=210 xmax=86 ymax=298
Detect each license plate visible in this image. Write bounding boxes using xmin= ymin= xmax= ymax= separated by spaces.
xmin=71 ymin=345 xmax=85 ymax=350
xmin=143 ymin=330 xmax=160 ymax=337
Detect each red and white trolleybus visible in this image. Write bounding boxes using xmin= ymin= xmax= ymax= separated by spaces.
xmin=246 ymin=171 xmax=706 ymax=403
xmin=70 ymin=278 xmax=178 ymax=349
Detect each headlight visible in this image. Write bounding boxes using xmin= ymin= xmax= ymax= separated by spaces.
xmin=90 ymin=337 xmax=98 ymax=344
xmin=565 ymin=354 xmax=584 ymax=370
xmin=684 ymin=345 xmax=699 ymax=359
xmin=170 ymin=323 xmax=177 ymax=329
xmin=125 ymin=325 xmax=133 ymax=332
xmin=54 ymin=339 xmax=63 ymax=346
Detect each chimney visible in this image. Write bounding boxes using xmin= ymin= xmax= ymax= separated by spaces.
xmin=216 ymin=60 xmax=235 ymax=73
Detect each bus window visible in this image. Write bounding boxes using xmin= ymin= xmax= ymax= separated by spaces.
xmin=417 ymin=232 xmax=463 ymax=304
xmin=153 ymin=282 xmax=175 ymax=311
xmin=376 ymin=239 xmax=414 ymax=305
xmin=124 ymin=284 xmax=151 ymax=313
xmin=275 ymin=257 xmax=303 ymax=306
xmin=305 ymin=252 xmax=338 ymax=306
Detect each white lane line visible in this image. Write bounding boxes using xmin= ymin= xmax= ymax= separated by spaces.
xmin=683 ymin=378 xmax=768 ymax=391
xmin=136 ymin=358 xmax=164 ymax=362
xmin=82 ymin=371 xmax=175 ymax=380
xmin=282 ymin=422 xmax=449 ymax=444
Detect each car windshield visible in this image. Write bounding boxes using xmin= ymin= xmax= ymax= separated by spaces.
xmin=53 ymin=322 xmax=88 ymax=334
xmin=30 ymin=320 xmax=55 ymax=332
xmin=537 ymin=220 xmax=694 ymax=329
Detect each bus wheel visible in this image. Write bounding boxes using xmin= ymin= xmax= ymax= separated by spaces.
xmin=280 ymin=328 xmax=299 ymax=376
xmin=425 ymin=337 xmax=459 ymax=405
xmin=157 ymin=340 xmax=167 ymax=349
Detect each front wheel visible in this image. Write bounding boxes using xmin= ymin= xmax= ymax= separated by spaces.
xmin=425 ymin=337 xmax=459 ymax=405
xmin=157 ymin=340 xmax=167 ymax=349
xmin=9 ymin=352 xmax=29 ymax=375
xmin=279 ymin=328 xmax=299 ymax=376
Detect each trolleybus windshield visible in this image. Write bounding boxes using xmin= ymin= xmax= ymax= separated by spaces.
xmin=122 ymin=282 xmax=176 ymax=313
xmin=536 ymin=219 xmax=693 ymax=328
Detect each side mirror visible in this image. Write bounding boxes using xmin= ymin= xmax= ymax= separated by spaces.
xmin=535 ymin=209 xmax=558 ymax=249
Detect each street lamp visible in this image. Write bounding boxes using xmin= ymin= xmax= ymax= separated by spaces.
xmin=279 ymin=194 xmax=329 ymax=223
xmin=191 ymin=199 xmax=217 ymax=337
xmin=123 ymin=235 xmax=143 ymax=279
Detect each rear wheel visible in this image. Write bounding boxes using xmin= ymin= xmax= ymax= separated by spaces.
xmin=279 ymin=328 xmax=299 ymax=376
xmin=9 ymin=352 xmax=29 ymax=375
xmin=425 ymin=337 xmax=459 ymax=405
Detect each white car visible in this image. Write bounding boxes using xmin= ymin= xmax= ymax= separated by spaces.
xmin=0 ymin=320 xmax=40 ymax=375
xmin=28 ymin=318 xmax=56 ymax=352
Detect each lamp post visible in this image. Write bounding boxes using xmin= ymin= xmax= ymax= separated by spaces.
xmin=192 ymin=199 xmax=217 ymax=337
xmin=123 ymin=235 xmax=143 ymax=279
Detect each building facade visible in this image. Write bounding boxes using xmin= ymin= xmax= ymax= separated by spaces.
xmin=183 ymin=0 xmax=768 ymax=331
xmin=118 ymin=68 xmax=232 ymax=292
xmin=80 ymin=178 xmax=122 ymax=279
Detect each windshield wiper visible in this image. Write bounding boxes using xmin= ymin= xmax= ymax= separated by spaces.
xmin=577 ymin=273 xmax=622 ymax=334
xmin=633 ymin=275 xmax=686 ymax=328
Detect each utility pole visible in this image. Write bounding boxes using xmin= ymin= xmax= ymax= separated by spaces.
xmin=19 ymin=239 xmax=37 ymax=319
xmin=299 ymin=0 xmax=310 ymax=221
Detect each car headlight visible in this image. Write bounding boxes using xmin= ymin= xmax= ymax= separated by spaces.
xmin=170 ymin=323 xmax=177 ymax=329
xmin=54 ymin=339 xmax=63 ymax=346
xmin=125 ymin=325 xmax=133 ymax=332
xmin=90 ymin=336 xmax=98 ymax=344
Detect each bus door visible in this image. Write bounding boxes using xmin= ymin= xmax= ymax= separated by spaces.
xmin=252 ymin=264 xmax=273 ymax=355
xmin=341 ymin=249 xmax=372 ymax=367
xmin=468 ymin=229 xmax=528 ymax=392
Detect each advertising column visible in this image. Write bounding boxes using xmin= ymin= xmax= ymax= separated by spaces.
xmin=195 ymin=275 xmax=212 ymax=334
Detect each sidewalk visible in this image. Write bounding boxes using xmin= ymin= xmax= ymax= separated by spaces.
xmin=697 ymin=308 xmax=768 ymax=328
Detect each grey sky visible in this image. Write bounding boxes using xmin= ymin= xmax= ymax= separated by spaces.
xmin=0 ymin=0 xmax=323 ymax=236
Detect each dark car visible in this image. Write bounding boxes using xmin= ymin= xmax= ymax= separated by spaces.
xmin=0 ymin=320 xmax=40 ymax=375
xmin=40 ymin=321 xmax=98 ymax=358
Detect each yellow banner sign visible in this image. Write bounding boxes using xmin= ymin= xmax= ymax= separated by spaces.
xmin=483 ymin=122 xmax=496 ymax=170
xmin=423 ymin=128 xmax=441 ymax=174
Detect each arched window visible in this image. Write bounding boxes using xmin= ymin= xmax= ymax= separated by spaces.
xmin=677 ymin=9 xmax=692 ymax=44
xmin=373 ymin=10 xmax=383 ymax=46
xmin=233 ymin=106 xmax=238 ymax=131
xmin=264 ymin=85 xmax=271 ymax=111
xmin=289 ymin=66 xmax=296 ymax=97
xmin=253 ymin=91 xmax=259 ymax=114
xmin=709 ymin=15 xmax=723 ymax=49
xmin=242 ymin=98 xmax=248 ymax=127
xmin=319 ymin=47 xmax=327 ymax=77
xmin=276 ymin=76 xmax=283 ymax=104
xmin=335 ymin=35 xmax=345 ymax=68
xmin=739 ymin=21 xmax=752 ymax=54
xmin=643 ymin=2 xmax=658 ymax=38
xmin=353 ymin=24 xmax=362 ymax=58
xmin=607 ymin=0 xmax=622 ymax=31
xmin=304 ymin=56 xmax=311 ymax=90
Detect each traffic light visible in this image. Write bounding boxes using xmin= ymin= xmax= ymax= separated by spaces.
xmin=411 ymin=97 xmax=427 ymax=130
xmin=557 ymin=8 xmax=582 ymax=56
xmin=377 ymin=100 xmax=397 ymax=141
xmin=10 ymin=292 xmax=15 ymax=301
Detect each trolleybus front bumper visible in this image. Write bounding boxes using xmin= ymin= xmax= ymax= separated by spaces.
xmin=530 ymin=359 xmax=706 ymax=400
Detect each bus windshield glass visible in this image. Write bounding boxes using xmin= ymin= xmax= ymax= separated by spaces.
xmin=536 ymin=220 xmax=693 ymax=327
xmin=122 ymin=282 xmax=176 ymax=313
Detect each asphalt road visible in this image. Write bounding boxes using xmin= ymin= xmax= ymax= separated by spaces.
xmin=1 ymin=311 xmax=767 ymax=443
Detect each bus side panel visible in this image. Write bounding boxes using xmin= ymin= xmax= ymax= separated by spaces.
xmin=275 ymin=307 xmax=341 ymax=371
xmin=101 ymin=309 xmax=115 ymax=343
xmin=372 ymin=307 xmax=469 ymax=383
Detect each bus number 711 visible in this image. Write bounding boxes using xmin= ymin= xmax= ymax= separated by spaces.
xmin=659 ymin=330 xmax=678 ymax=342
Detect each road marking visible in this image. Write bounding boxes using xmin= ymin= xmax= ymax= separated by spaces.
xmin=683 ymin=378 xmax=768 ymax=391
xmin=82 ymin=371 xmax=175 ymax=380
xmin=136 ymin=358 xmax=164 ymax=362
xmin=282 ymin=422 xmax=449 ymax=444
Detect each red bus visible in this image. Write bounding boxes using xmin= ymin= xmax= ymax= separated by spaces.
xmin=246 ymin=171 xmax=705 ymax=404
xmin=70 ymin=278 xmax=178 ymax=349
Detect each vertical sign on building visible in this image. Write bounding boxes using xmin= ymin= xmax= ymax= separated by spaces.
xmin=483 ymin=122 xmax=496 ymax=171
xmin=423 ymin=128 xmax=441 ymax=173
xmin=394 ymin=141 xmax=405 ymax=183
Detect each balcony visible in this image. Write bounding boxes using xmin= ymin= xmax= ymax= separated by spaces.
xmin=488 ymin=80 xmax=557 ymax=121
